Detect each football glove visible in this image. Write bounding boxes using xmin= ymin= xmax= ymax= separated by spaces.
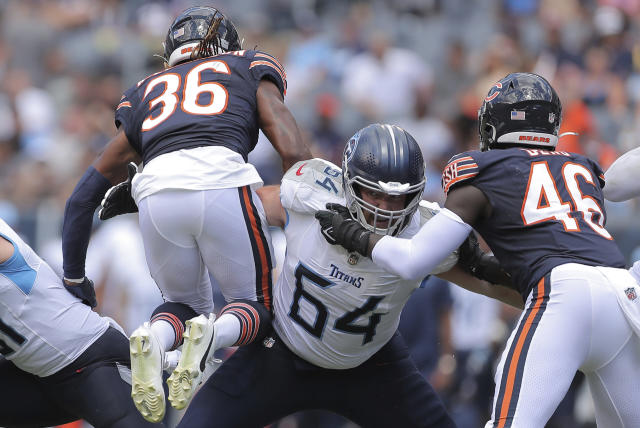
xmin=98 ymin=162 xmax=138 ymax=221
xmin=314 ymin=203 xmax=371 ymax=256
xmin=63 ymin=277 xmax=98 ymax=308
xmin=457 ymin=231 xmax=514 ymax=288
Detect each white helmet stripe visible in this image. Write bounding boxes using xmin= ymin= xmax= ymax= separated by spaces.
xmin=384 ymin=124 xmax=398 ymax=166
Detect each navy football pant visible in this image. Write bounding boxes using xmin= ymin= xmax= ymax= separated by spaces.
xmin=178 ymin=332 xmax=455 ymax=428
xmin=0 ymin=327 xmax=164 ymax=428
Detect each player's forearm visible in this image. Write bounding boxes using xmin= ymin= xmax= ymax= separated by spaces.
xmin=62 ymin=166 xmax=111 ymax=279
xmin=266 ymin=114 xmax=311 ymax=171
xmin=438 ymin=266 xmax=524 ymax=309
xmin=255 ymin=185 xmax=286 ymax=228
xmin=257 ymin=81 xmax=312 ymax=171
xmin=371 ymin=210 xmax=471 ymax=281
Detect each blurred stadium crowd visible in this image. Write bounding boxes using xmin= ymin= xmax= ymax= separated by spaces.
xmin=1 ymin=0 xmax=640 ymax=427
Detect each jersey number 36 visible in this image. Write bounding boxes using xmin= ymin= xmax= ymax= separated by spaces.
xmin=142 ymin=60 xmax=230 ymax=131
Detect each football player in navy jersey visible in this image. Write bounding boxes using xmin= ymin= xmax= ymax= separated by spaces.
xmin=175 ymin=123 xmax=521 ymax=428
xmin=318 ymin=73 xmax=640 ymax=427
xmin=61 ymin=6 xmax=312 ymax=423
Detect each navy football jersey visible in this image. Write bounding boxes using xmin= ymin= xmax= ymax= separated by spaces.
xmin=442 ymin=147 xmax=625 ymax=298
xmin=115 ymin=50 xmax=287 ymax=164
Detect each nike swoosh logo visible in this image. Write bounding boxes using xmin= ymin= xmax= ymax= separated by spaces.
xmin=199 ymin=331 xmax=215 ymax=372
xmin=295 ymin=163 xmax=307 ymax=176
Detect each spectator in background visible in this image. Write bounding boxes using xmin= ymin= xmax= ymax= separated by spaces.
xmin=432 ymin=40 xmax=474 ymax=121
xmin=555 ymin=63 xmax=619 ymax=169
xmin=309 ymin=92 xmax=347 ymax=165
xmin=398 ymin=83 xmax=456 ymax=204
xmin=340 ymin=29 xmax=432 ymax=122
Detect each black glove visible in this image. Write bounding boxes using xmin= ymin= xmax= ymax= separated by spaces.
xmin=98 ymin=162 xmax=138 ymax=221
xmin=458 ymin=231 xmax=515 ymax=289
xmin=314 ymin=203 xmax=371 ymax=256
xmin=63 ymin=277 xmax=98 ymax=308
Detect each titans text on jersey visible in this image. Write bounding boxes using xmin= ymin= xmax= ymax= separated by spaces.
xmin=273 ymin=159 xmax=458 ymax=369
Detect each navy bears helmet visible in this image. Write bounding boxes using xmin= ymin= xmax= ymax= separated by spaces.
xmin=163 ymin=6 xmax=241 ymax=67
xmin=478 ymin=72 xmax=562 ymax=151
xmin=342 ymin=124 xmax=426 ymax=236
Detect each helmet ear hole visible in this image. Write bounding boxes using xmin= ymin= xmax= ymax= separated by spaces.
xmin=484 ymin=123 xmax=495 ymax=140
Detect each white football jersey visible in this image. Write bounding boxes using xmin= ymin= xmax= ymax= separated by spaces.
xmin=0 ymin=219 xmax=109 ymax=377
xmin=273 ymin=159 xmax=457 ymax=369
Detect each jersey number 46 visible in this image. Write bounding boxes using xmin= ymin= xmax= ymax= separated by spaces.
xmin=521 ymin=161 xmax=611 ymax=239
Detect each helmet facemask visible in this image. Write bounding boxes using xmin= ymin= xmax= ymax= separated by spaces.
xmin=341 ymin=123 xmax=426 ymax=237
xmin=343 ymin=161 xmax=425 ymax=237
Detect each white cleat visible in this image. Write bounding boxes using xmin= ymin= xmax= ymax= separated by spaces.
xmin=167 ymin=313 xmax=216 ymax=410
xmin=129 ymin=322 xmax=166 ymax=423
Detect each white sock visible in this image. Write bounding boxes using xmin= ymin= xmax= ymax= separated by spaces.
xmin=149 ymin=320 xmax=177 ymax=352
xmin=163 ymin=350 xmax=181 ymax=372
xmin=213 ymin=313 xmax=242 ymax=350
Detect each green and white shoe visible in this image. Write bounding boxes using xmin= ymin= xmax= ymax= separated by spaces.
xmin=167 ymin=313 xmax=217 ymax=410
xmin=129 ymin=322 xmax=165 ymax=423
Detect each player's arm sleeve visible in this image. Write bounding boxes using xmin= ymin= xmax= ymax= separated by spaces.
xmin=62 ymin=166 xmax=111 ymax=279
xmin=114 ymin=88 xmax=142 ymax=154
xmin=249 ymin=51 xmax=287 ymax=98
xmin=603 ymin=147 xmax=640 ymax=202
xmin=372 ymin=208 xmax=472 ymax=281
xmin=417 ymin=201 xmax=459 ymax=274
xmin=63 ymin=129 xmax=139 ymax=280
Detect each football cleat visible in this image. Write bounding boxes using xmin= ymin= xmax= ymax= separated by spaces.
xmin=129 ymin=322 xmax=166 ymax=423
xmin=167 ymin=313 xmax=217 ymax=410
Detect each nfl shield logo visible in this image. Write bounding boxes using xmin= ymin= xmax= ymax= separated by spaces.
xmin=625 ymin=287 xmax=637 ymax=301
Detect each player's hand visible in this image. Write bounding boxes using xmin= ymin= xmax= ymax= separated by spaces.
xmin=457 ymin=232 xmax=514 ymax=289
xmin=315 ymin=203 xmax=371 ymax=256
xmin=98 ymin=162 xmax=138 ymax=221
xmin=63 ymin=277 xmax=98 ymax=308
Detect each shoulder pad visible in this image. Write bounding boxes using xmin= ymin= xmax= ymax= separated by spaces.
xmin=248 ymin=50 xmax=287 ymax=96
xmin=441 ymin=152 xmax=480 ymax=195
xmin=281 ymin=159 xmax=344 ymax=213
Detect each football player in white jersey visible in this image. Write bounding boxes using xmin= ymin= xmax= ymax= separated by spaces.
xmin=603 ymin=146 xmax=640 ymax=202
xmin=175 ymin=124 xmax=522 ymax=427
xmin=603 ymin=146 xmax=640 ymax=294
xmin=0 ymin=218 xmax=164 ymax=427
